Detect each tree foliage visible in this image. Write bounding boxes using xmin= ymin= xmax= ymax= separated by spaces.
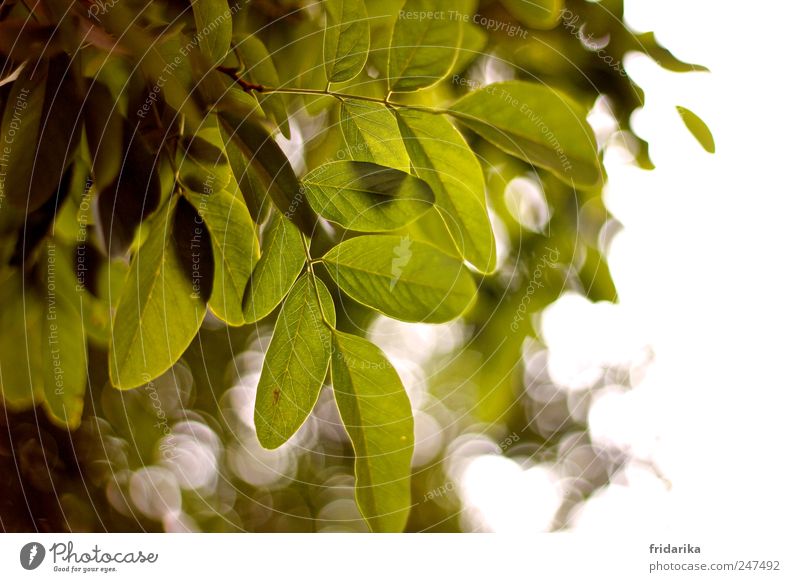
xmin=0 ymin=0 xmax=711 ymax=532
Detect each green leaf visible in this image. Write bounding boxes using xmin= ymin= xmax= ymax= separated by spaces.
xmin=255 ymin=273 xmax=335 ymax=449
xmin=339 ymin=99 xmax=410 ymax=170
xmin=41 ymin=291 xmax=87 ymax=429
xmin=450 ymin=81 xmax=602 ymax=188
xmin=676 ymin=106 xmax=715 ymax=154
xmin=331 ymin=331 xmax=413 ymax=532
xmin=388 ymin=0 xmax=462 ymax=92
xmin=579 ymin=245 xmax=617 ymax=303
xmin=185 ymin=189 xmax=260 ymax=326
xmin=0 ymin=270 xmax=43 ymax=410
xmin=324 ymin=0 xmax=371 ymax=83
xmin=452 ymin=22 xmax=487 ymax=73
xmin=635 ymin=32 xmax=709 ymax=73
xmin=98 ymin=125 xmax=163 ymax=255
xmin=302 ymin=161 xmax=434 ymax=231
xmin=323 ymin=235 xmax=476 ymax=322
xmin=109 ymin=198 xmax=212 ymax=389
xmin=191 ymin=0 xmax=233 ymax=63
xmin=396 ymin=109 xmax=496 ymax=273
xmin=243 ymin=212 xmax=306 ymax=323
xmin=84 ymin=82 xmax=123 ymax=190
xmin=0 ymin=62 xmax=46 ymax=210
xmin=26 ymin=55 xmax=82 ymax=212
xmin=181 ymin=135 xmax=228 ymax=167
xmin=218 ymin=111 xmax=318 ymax=234
xmin=232 ymin=33 xmax=291 ymax=139
xmin=500 ymin=0 xmax=563 ymax=30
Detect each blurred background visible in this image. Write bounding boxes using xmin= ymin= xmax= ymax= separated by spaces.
xmin=2 ymin=0 xmax=798 ymax=533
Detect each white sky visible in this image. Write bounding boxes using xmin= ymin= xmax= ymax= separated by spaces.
xmin=463 ymin=0 xmax=800 ymax=533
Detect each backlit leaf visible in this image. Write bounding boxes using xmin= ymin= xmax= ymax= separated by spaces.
xmin=396 ymin=109 xmax=496 ymax=273
xmin=450 ymin=81 xmax=602 ymax=187
xmin=109 ymin=198 xmax=212 ymax=389
xmin=41 ymin=290 xmax=87 ymax=429
xmin=233 ymin=33 xmax=291 ymax=139
xmin=254 ymin=273 xmax=335 ymax=449
xmin=0 ymin=270 xmax=43 ymax=410
xmin=323 ymin=235 xmax=476 ymax=322
xmin=242 ymin=212 xmax=306 ymax=323
xmin=302 ymin=161 xmax=434 ymax=231
xmin=388 ymin=0 xmax=462 ymax=92
xmin=324 ymin=0 xmax=371 ymax=83
xmin=331 ymin=331 xmax=413 ymax=532
xmin=84 ymin=82 xmax=123 ymax=190
xmin=339 ymin=99 xmax=410 ymax=170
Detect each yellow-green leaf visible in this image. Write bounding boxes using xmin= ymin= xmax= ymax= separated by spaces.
xmin=500 ymin=0 xmax=563 ymax=30
xmin=84 ymin=82 xmax=123 ymax=190
xmin=218 ymin=111 xmax=317 ymax=234
xmin=324 ymin=0 xmax=371 ymax=83
xmin=450 ymin=81 xmax=602 ymax=188
xmin=388 ymin=0 xmax=462 ymax=92
xmin=254 ymin=273 xmax=335 ymax=449
xmin=109 ymin=198 xmax=212 ymax=389
xmin=323 ymin=235 xmax=476 ymax=322
xmin=0 ymin=270 xmax=43 ymax=410
xmin=676 ymin=106 xmax=715 ymax=154
xmin=396 ymin=109 xmax=496 ymax=273
xmin=332 ymin=331 xmax=413 ymax=532
xmin=302 ymin=161 xmax=434 ymax=231
xmin=242 ymin=213 xmax=306 ymax=323
xmin=233 ymin=33 xmax=291 ymax=139
xmin=339 ymin=99 xmax=410 ymax=170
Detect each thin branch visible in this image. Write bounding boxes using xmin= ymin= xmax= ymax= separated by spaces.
xmin=215 ymin=66 xmax=448 ymax=114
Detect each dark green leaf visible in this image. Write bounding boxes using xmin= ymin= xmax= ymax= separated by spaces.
xmin=84 ymin=82 xmax=123 ymax=190
xmin=323 ymin=235 xmax=476 ymax=322
xmin=0 ymin=270 xmax=43 ymax=410
xmin=98 ymin=124 xmax=163 ymax=255
xmin=0 ymin=62 xmax=46 ymax=211
xmin=41 ymin=289 xmax=87 ymax=429
xmin=232 ymin=33 xmax=291 ymax=139
xmin=302 ymin=161 xmax=434 ymax=231
xmin=185 ymin=188 xmax=260 ymax=326
xmin=331 ymin=331 xmax=413 ymax=532
xmin=218 ymin=111 xmax=318 ymax=234
xmin=191 ymin=0 xmax=233 ymax=63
